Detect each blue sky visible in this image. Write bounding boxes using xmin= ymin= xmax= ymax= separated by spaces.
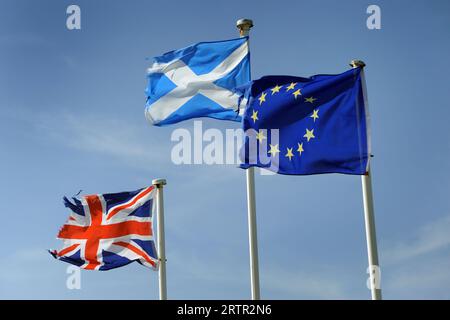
xmin=1 ymin=0 xmax=450 ymax=299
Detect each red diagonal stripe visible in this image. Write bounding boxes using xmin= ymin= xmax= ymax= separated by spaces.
xmin=57 ymin=243 xmax=80 ymax=257
xmin=113 ymin=241 xmax=156 ymax=267
xmin=106 ymin=186 xmax=154 ymax=220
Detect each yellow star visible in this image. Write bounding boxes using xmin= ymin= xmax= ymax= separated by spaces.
xmin=285 ymin=147 xmax=294 ymax=161
xmin=251 ymin=110 xmax=259 ymax=123
xmin=305 ymin=96 xmax=317 ymax=103
xmin=270 ymin=85 xmax=282 ymax=95
xmin=311 ymin=109 xmax=319 ymax=122
xmin=258 ymin=92 xmax=267 ymax=105
xmin=297 ymin=142 xmax=304 ymax=156
xmin=256 ymin=130 xmax=266 ymax=143
xmin=268 ymin=144 xmax=280 ymax=156
xmin=286 ymin=82 xmax=297 ymax=91
xmin=292 ymin=89 xmax=302 ymax=99
xmin=304 ymin=128 xmax=315 ymax=142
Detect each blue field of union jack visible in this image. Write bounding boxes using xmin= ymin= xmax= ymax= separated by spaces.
xmin=50 ymin=186 xmax=159 ymax=271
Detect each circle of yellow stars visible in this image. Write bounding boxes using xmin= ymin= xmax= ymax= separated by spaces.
xmin=250 ymin=82 xmax=320 ymax=162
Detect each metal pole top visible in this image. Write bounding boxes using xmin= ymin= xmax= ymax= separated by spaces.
xmin=152 ymin=178 xmax=167 ymax=187
xmin=236 ymin=18 xmax=254 ymax=36
xmin=350 ymin=60 xmax=366 ymax=68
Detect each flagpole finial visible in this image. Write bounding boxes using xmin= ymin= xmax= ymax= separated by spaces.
xmin=152 ymin=178 xmax=167 ymax=188
xmin=350 ymin=60 xmax=366 ymax=68
xmin=237 ymin=18 xmax=254 ymax=36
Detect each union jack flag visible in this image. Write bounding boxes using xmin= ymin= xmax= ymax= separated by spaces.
xmin=50 ymin=186 xmax=159 ymax=271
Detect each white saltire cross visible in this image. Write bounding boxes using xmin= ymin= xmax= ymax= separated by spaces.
xmin=145 ymin=41 xmax=248 ymax=123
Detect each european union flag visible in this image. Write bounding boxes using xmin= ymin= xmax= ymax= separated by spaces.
xmin=238 ymin=67 xmax=370 ymax=175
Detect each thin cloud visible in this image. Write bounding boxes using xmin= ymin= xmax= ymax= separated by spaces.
xmin=33 ymin=109 xmax=250 ymax=182
xmin=262 ymin=267 xmax=347 ymax=299
xmin=34 ymin=110 xmax=170 ymax=171
xmin=383 ymin=214 xmax=450 ymax=265
xmin=385 ymin=255 xmax=450 ymax=299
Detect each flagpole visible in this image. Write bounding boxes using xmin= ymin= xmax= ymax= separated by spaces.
xmin=350 ymin=60 xmax=382 ymax=300
xmin=237 ymin=18 xmax=260 ymax=300
xmin=152 ymin=178 xmax=167 ymax=300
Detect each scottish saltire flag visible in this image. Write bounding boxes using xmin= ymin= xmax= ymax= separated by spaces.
xmin=238 ymin=67 xmax=370 ymax=175
xmin=145 ymin=37 xmax=250 ymax=126
xmin=49 ymin=186 xmax=158 ymax=271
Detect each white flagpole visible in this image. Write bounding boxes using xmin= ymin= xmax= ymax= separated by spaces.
xmin=152 ymin=178 xmax=167 ymax=300
xmin=237 ymin=18 xmax=261 ymax=300
xmin=350 ymin=60 xmax=382 ymax=300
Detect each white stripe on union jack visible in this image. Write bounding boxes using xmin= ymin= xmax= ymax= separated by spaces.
xmin=50 ymin=186 xmax=159 ymax=271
